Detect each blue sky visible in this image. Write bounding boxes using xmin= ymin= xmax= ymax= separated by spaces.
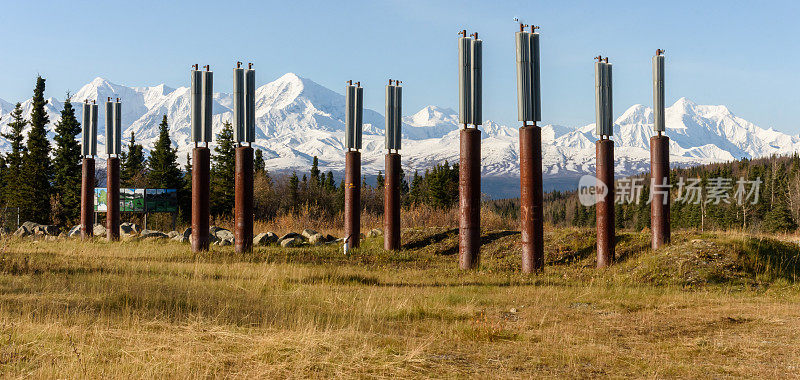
xmin=1 ymin=0 xmax=798 ymax=134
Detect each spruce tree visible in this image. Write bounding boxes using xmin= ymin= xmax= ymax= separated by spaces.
xmin=19 ymin=76 xmax=52 ymax=223
xmin=51 ymin=96 xmax=83 ymax=225
xmin=120 ymin=131 xmax=146 ymax=187
xmin=254 ymin=148 xmax=265 ymax=173
xmin=324 ymin=171 xmax=335 ymax=192
xmin=147 ymin=115 xmax=183 ymax=189
xmin=310 ymin=156 xmax=320 ymax=185
xmin=376 ymin=171 xmax=384 ymax=189
xmin=210 ymin=121 xmax=236 ymax=216
xmin=1 ymin=103 xmax=27 ymax=208
xmin=289 ymin=171 xmax=299 ymax=210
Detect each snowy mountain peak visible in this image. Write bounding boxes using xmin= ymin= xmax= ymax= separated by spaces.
xmin=615 ymin=104 xmax=652 ymax=125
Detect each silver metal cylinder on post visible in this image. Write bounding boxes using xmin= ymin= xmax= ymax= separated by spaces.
xmin=595 ymin=61 xmax=606 ymax=136
xmin=458 ymin=35 xmax=473 ymax=126
xmin=90 ymin=104 xmax=99 ymax=156
xmin=244 ymin=67 xmax=256 ymax=143
xmin=354 ymin=85 xmax=363 ymax=150
xmin=233 ymin=66 xmax=245 ymax=142
xmin=202 ymin=70 xmax=214 ymax=143
xmin=385 ymin=83 xmax=396 ymax=150
xmin=393 ymin=84 xmax=402 ymax=150
xmin=653 ymin=54 xmax=665 ymax=132
xmin=190 ymin=68 xmax=203 ymax=143
xmin=471 ymin=38 xmax=482 ymax=125
xmin=604 ymin=62 xmax=613 ymax=135
xmin=530 ymin=32 xmax=541 ymax=121
xmin=345 ymin=83 xmax=356 ymax=149
xmin=515 ymin=31 xmax=530 ymax=122
xmin=105 ymin=100 xmax=114 ymax=154
xmin=82 ymin=102 xmax=91 ymax=156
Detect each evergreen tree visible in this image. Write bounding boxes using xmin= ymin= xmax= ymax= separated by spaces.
xmin=376 ymin=171 xmax=384 ymax=190
xmin=1 ymin=103 xmax=27 ymax=208
xmin=324 ymin=171 xmax=336 ymax=191
xmin=310 ymin=156 xmax=320 ymax=185
xmin=120 ymin=131 xmax=146 ymax=187
xmin=254 ymin=149 xmax=265 ymax=173
xmin=147 ymin=115 xmax=183 ymax=189
xmin=210 ymin=122 xmax=236 ymax=216
xmin=289 ymin=171 xmax=299 ymax=210
xmin=51 ymin=96 xmax=83 ymax=225
xmin=180 ymin=152 xmax=193 ymax=221
xmin=763 ymin=203 xmax=797 ymax=233
xmin=19 ymin=76 xmax=52 ymax=223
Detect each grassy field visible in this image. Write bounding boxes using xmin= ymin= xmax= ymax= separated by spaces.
xmin=1 ymin=227 xmax=800 ymax=378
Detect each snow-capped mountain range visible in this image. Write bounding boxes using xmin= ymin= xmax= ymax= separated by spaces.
xmin=0 ymin=73 xmax=797 ymax=197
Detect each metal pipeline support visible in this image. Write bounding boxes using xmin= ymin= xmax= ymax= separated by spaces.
xmin=192 ymin=147 xmax=211 ymax=252
xmin=106 ymin=157 xmax=120 ymax=241
xmin=520 ymin=125 xmax=544 ymax=272
xmin=596 ymin=139 xmax=615 ymax=267
xmin=345 ymin=151 xmax=361 ymax=249
xmin=235 ymin=146 xmax=254 ymax=253
xmin=459 ymin=128 xmax=481 ymax=270
xmin=81 ymin=157 xmax=95 ymax=240
xmin=650 ymin=135 xmax=670 ymax=249
xmin=384 ymin=153 xmax=401 ymax=250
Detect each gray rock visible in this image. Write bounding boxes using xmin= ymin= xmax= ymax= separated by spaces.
xmin=119 ymin=223 xmax=135 ymax=234
xmin=21 ymin=221 xmax=40 ymax=231
xmin=140 ymin=230 xmax=168 ymax=239
xmin=324 ymin=234 xmax=336 ymax=242
xmin=308 ymin=233 xmax=325 ymax=246
xmin=279 ymin=232 xmax=301 ymax=242
xmin=367 ymin=228 xmax=383 ymax=238
xmin=182 ymin=228 xmax=192 ymax=239
xmin=214 ymin=228 xmax=234 ymax=241
xmin=253 ymin=232 xmax=278 ymax=246
xmin=35 ymin=225 xmax=61 ymax=236
xmin=93 ymin=224 xmax=107 ymax=236
xmin=68 ymin=225 xmax=81 ymax=238
xmin=121 ymin=231 xmax=138 ymax=240
xmin=121 ymin=222 xmax=142 ymax=233
xmin=280 ymin=236 xmax=302 ymax=248
xmin=167 ymin=231 xmax=179 ymax=239
xmin=208 ymin=233 xmax=220 ymax=243
xmin=301 ymin=229 xmax=319 ymax=239
xmin=13 ymin=226 xmax=31 ymax=237
xmin=218 ymin=238 xmax=233 ymax=246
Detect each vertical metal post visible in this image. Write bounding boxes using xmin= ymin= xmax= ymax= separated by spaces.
xmin=384 ymin=152 xmax=401 ymax=250
xmin=234 ymin=146 xmax=254 ymax=253
xmin=596 ymin=139 xmax=615 ymax=267
xmin=459 ymin=128 xmax=481 ymax=269
xmin=81 ymin=157 xmax=95 ymax=239
xmin=520 ymin=125 xmax=544 ymax=272
xmin=650 ymin=135 xmax=670 ymax=249
xmin=192 ymin=147 xmax=210 ymax=252
xmin=106 ymin=157 xmax=120 ymax=241
xmin=345 ymin=151 xmax=361 ymax=248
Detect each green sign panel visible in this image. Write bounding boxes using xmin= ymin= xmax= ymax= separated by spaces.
xmin=95 ymin=188 xmax=175 ymax=213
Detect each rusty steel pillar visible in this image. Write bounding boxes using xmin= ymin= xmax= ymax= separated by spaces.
xmin=80 ymin=157 xmax=95 ymax=240
xmin=459 ymin=128 xmax=481 ymax=270
xmin=192 ymin=147 xmax=210 ymax=252
xmin=384 ymin=153 xmax=401 ymax=250
xmin=650 ymin=135 xmax=670 ymax=249
xmin=520 ymin=125 xmax=544 ymax=273
xmin=106 ymin=157 xmax=120 ymax=241
xmin=345 ymin=151 xmax=361 ymax=248
xmin=235 ymin=146 xmax=254 ymax=253
xmin=596 ymin=139 xmax=615 ymax=268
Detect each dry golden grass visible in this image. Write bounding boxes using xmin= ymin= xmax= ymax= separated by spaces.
xmin=1 ymin=228 xmax=799 ymax=378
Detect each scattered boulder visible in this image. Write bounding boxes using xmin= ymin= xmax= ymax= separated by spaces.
xmin=167 ymin=231 xmax=179 ymax=239
xmin=253 ymin=232 xmax=278 ymax=246
xmin=13 ymin=226 xmax=31 ymax=237
xmin=325 ymin=234 xmax=336 ymax=243
xmin=119 ymin=223 xmax=136 ymax=235
xmin=33 ymin=225 xmax=61 ymax=236
xmin=301 ymin=229 xmax=319 ymax=239
xmin=308 ymin=233 xmax=325 ymax=246
xmin=93 ymin=224 xmax=107 ymax=237
xmin=215 ymin=229 xmax=234 ymax=241
xmin=140 ymin=230 xmax=168 ymax=239
xmin=171 ymin=234 xmax=186 ymax=243
xmin=182 ymin=228 xmax=192 ymax=239
xmin=21 ymin=221 xmax=40 ymax=231
xmin=279 ymin=232 xmax=301 ymax=242
xmin=218 ymin=238 xmax=233 ymax=246
xmin=367 ymin=228 xmax=383 ymax=238
xmin=68 ymin=225 xmax=81 ymax=238
xmin=280 ymin=236 xmax=303 ymax=248
xmin=208 ymin=232 xmax=220 ymax=244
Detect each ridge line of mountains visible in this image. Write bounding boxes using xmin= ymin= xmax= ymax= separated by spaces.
xmin=1 ymin=73 xmax=797 ymax=197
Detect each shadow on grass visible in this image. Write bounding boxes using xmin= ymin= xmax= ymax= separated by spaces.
xmin=402 ymin=228 xmax=458 ymax=250
xmin=739 ymin=237 xmax=800 ymax=282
